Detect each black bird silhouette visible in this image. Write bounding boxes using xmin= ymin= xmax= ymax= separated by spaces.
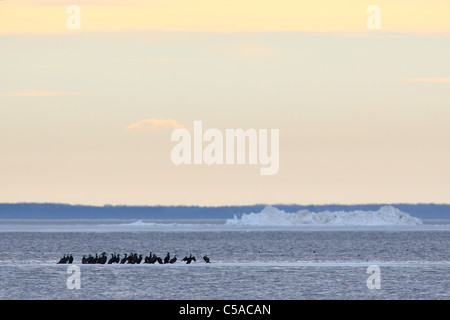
xmin=150 ymin=253 xmax=158 ymax=264
xmin=58 ymin=250 xmax=209 ymax=265
xmin=108 ymin=253 xmax=115 ymax=264
xmin=164 ymin=252 xmax=170 ymax=264
xmin=126 ymin=253 xmax=132 ymax=264
xmin=99 ymin=252 xmax=107 ymax=264
xmin=127 ymin=253 xmax=138 ymax=264
xmin=57 ymin=255 xmax=67 ymax=264
xmin=182 ymin=254 xmax=196 ymax=264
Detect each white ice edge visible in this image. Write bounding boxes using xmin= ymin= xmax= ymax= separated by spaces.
xmin=226 ymin=205 xmax=424 ymax=226
xmin=0 ymin=223 xmax=449 ymax=233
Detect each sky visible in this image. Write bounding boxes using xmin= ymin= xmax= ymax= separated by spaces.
xmin=0 ymin=0 xmax=449 ymax=206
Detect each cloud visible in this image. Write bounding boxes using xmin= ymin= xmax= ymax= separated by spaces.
xmin=402 ymin=78 xmax=450 ymax=83
xmin=0 ymin=91 xmax=85 ymax=97
xmin=126 ymin=118 xmax=186 ymax=131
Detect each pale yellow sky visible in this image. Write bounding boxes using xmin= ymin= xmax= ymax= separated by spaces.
xmin=1 ymin=0 xmax=450 ymax=34
xmin=0 ymin=1 xmax=449 ymax=206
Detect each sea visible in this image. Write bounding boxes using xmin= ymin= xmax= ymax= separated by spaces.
xmin=0 ymin=219 xmax=448 ymax=300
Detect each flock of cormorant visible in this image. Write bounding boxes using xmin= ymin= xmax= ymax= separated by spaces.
xmin=57 ymin=252 xmax=210 ymax=265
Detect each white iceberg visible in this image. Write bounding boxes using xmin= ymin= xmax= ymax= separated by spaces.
xmin=225 ymin=205 xmax=423 ymax=226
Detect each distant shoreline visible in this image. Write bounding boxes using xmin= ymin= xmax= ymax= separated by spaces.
xmin=0 ymin=203 xmax=449 ymax=220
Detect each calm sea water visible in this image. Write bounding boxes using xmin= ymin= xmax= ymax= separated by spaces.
xmin=0 ymin=220 xmax=448 ymax=300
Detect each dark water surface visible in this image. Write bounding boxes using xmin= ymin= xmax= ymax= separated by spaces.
xmin=0 ymin=220 xmax=448 ymax=299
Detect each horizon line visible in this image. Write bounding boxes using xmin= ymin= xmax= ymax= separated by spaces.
xmin=1 ymin=202 xmax=449 ymax=207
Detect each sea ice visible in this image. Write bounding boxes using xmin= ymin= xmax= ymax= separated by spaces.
xmin=225 ymin=205 xmax=423 ymax=226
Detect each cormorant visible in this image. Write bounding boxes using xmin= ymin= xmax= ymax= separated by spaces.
xmin=182 ymin=254 xmax=196 ymax=264
xmin=99 ymin=252 xmax=107 ymax=264
xmin=164 ymin=252 xmax=170 ymax=264
xmin=57 ymin=255 xmax=67 ymax=264
xmin=169 ymin=256 xmax=177 ymax=264
xmin=127 ymin=253 xmax=134 ymax=264
xmin=150 ymin=254 xmax=158 ymax=264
